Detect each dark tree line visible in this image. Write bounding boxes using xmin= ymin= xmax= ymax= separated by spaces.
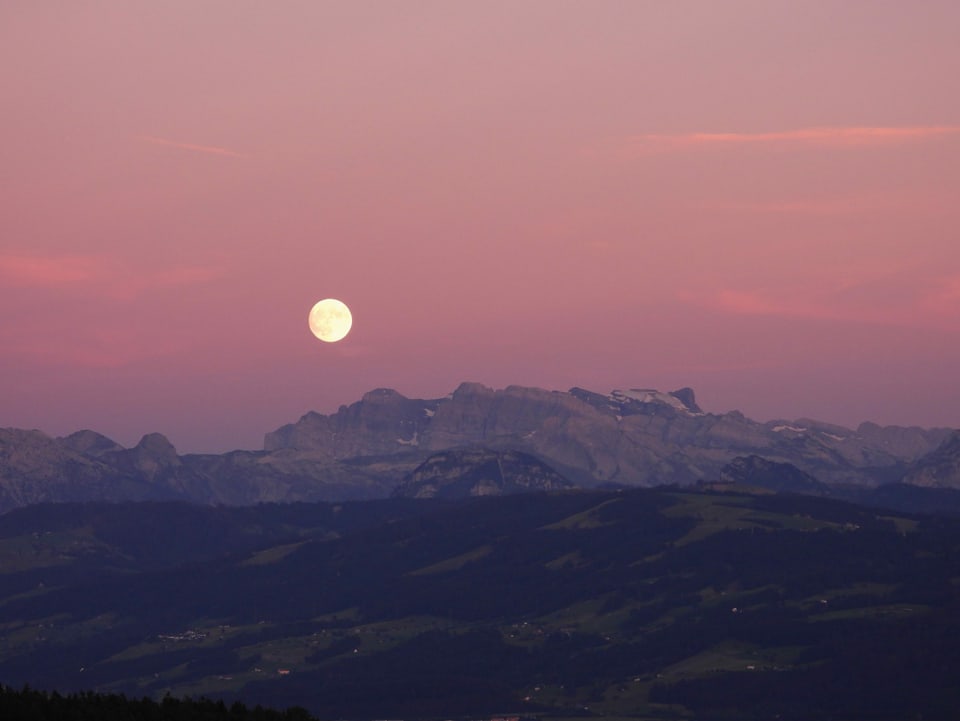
xmin=0 ymin=685 xmax=315 ymax=721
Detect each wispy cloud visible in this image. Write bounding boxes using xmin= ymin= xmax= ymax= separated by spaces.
xmin=706 ymin=190 xmax=960 ymax=217
xmin=2 ymin=254 xmax=224 ymax=369
xmin=919 ymin=274 xmax=960 ymax=317
xmin=0 ymin=254 xmax=101 ymax=287
xmin=614 ymin=125 xmax=960 ymax=156
xmin=693 ymin=270 xmax=960 ymax=330
xmin=708 ymin=199 xmax=864 ymax=216
xmin=139 ymin=135 xmax=244 ymax=158
xmin=3 ymin=335 xmax=163 ymax=370
xmin=1 ymin=253 xmax=223 ymax=298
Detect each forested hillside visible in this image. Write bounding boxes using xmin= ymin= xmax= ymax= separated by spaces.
xmin=1 ymin=489 xmax=958 ymax=720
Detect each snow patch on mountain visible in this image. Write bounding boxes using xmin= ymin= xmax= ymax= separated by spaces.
xmin=773 ymin=425 xmax=808 ymax=433
xmin=611 ymin=389 xmax=702 ymax=415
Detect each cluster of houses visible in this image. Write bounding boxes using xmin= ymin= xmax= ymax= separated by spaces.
xmin=156 ymin=629 xmax=208 ymax=642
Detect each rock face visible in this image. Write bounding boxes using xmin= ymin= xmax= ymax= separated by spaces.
xmin=0 ymin=428 xmax=175 ymax=512
xmin=393 ymin=448 xmax=574 ymax=499
xmin=0 ymin=427 xmax=404 ymax=513
xmin=264 ymin=388 xmax=440 ymax=457
xmin=902 ymin=432 xmax=960 ymax=488
xmin=1 ymin=383 xmax=956 ymax=513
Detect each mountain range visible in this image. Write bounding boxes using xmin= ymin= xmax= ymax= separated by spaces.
xmin=4 ymin=383 xmax=960 ymax=720
xmin=2 ymin=382 xmax=959 ymax=513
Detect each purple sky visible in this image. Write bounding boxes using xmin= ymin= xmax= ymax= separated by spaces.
xmin=3 ymin=1 xmax=960 ymax=453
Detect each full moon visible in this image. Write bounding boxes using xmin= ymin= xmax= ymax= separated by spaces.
xmin=308 ymin=298 xmax=353 ymax=343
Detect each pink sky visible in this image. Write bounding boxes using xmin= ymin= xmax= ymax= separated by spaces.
xmin=3 ymin=1 xmax=959 ymax=453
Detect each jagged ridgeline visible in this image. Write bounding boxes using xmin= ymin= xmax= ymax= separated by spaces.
xmin=2 ymin=382 xmax=959 ymax=513
xmin=1 ymin=489 xmax=959 ymax=720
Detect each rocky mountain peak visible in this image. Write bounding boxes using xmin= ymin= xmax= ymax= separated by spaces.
xmin=361 ymin=388 xmax=408 ymax=404
xmin=669 ymin=387 xmax=702 ymax=413
xmin=60 ymin=430 xmax=124 ymax=457
xmin=126 ymin=433 xmax=181 ymax=481
xmin=135 ymin=433 xmax=178 ymax=458
xmin=610 ymin=388 xmax=703 ymax=415
xmin=451 ymin=381 xmax=495 ymax=399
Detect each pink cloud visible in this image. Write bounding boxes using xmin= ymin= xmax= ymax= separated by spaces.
xmin=617 ymin=126 xmax=960 ymax=155
xmin=708 ymin=199 xmax=864 ymax=216
xmin=6 ymin=338 xmax=148 ymax=370
xmin=702 ymin=272 xmax=960 ymax=330
xmin=139 ymin=135 xmax=244 ymax=158
xmin=1 ymin=257 xmax=213 ymax=369
xmin=1 ymin=323 xmax=191 ymax=370
xmin=0 ymin=254 xmax=102 ymax=287
xmin=707 ymin=191 xmax=960 ymax=217
xmin=708 ymin=288 xmax=883 ymax=325
xmin=1 ymin=253 xmax=222 ymax=297
xmin=919 ymin=275 xmax=960 ymax=317
xmin=714 ymin=290 xmax=791 ymax=317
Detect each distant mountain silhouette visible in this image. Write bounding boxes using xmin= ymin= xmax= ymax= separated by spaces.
xmin=2 ymin=382 xmax=956 ymax=512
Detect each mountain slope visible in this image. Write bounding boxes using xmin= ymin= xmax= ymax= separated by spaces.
xmin=720 ymin=455 xmax=831 ymax=495
xmin=393 ymin=447 xmax=574 ymax=498
xmin=902 ymin=431 xmax=960 ymax=488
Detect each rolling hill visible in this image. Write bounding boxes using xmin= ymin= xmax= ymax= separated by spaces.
xmin=1 ymin=488 xmax=958 ymax=720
